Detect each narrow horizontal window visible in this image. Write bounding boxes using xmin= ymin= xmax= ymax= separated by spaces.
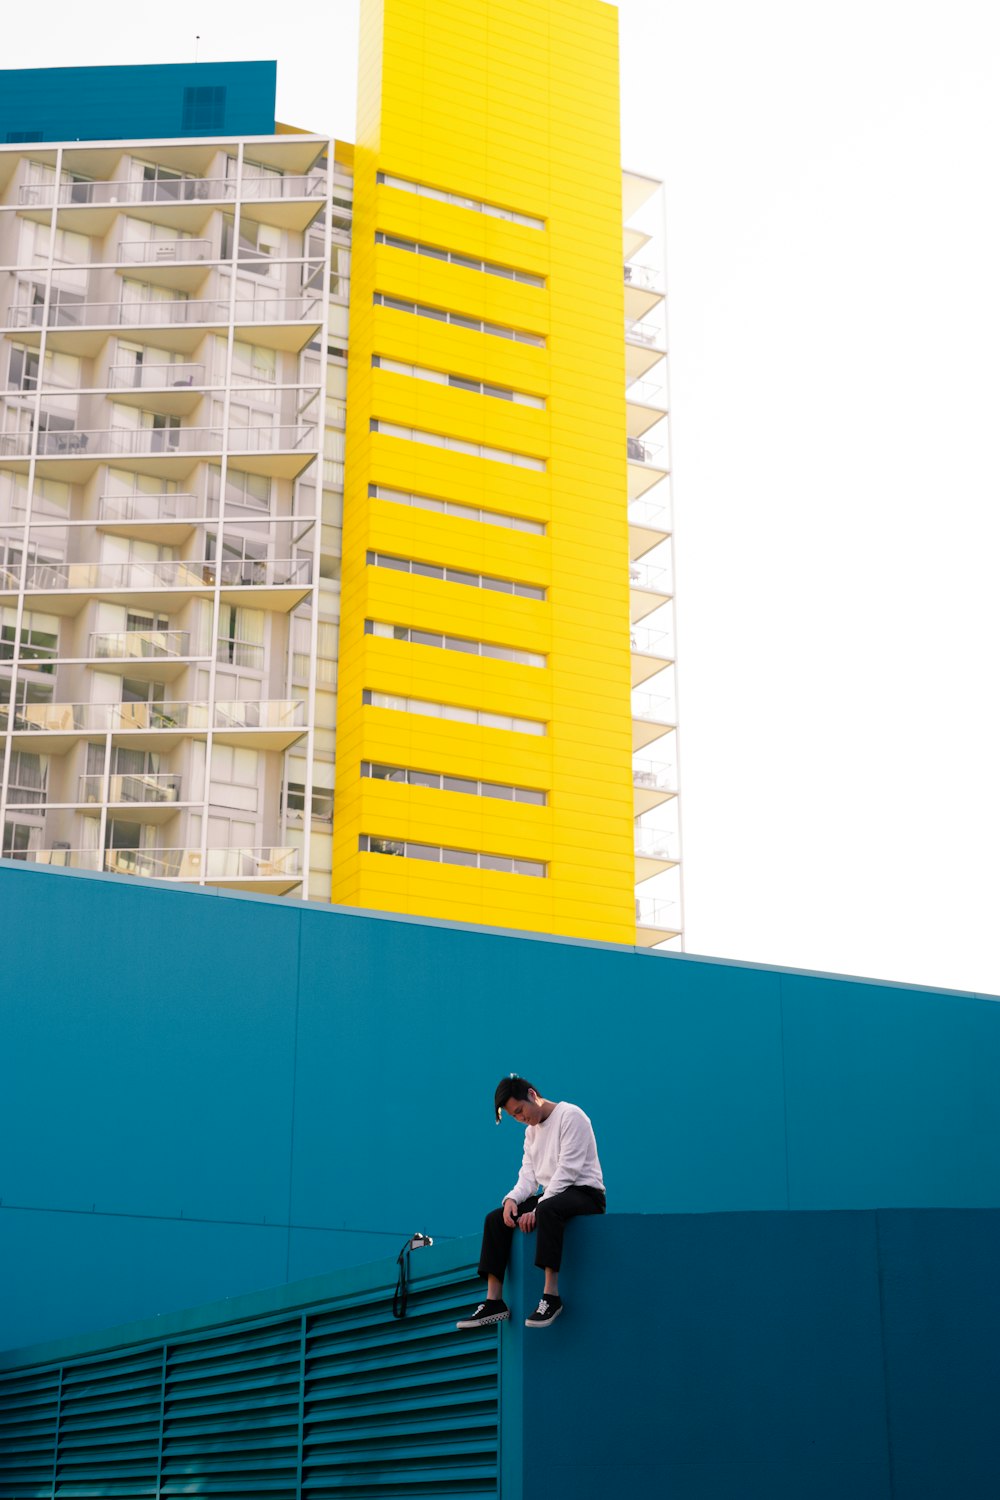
xmin=369 ymin=483 xmax=545 ymax=535
xmin=375 ymin=231 xmax=545 ymax=286
xmin=373 ymin=355 xmax=544 ymax=409
xmin=362 ymin=761 xmax=547 ymax=804
xmin=369 ymin=420 xmax=545 ymax=473
xmin=365 ymin=552 xmax=545 ymax=600
xmin=373 ymin=292 xmax=544 ymax=347
xmin=359 ymin=833 xmax=546 ymax=877
xmin=362 ymin=689 xmax=546 ymax=736
xmin=375 ymin=172 xmax=545 ymax=230
xmin=365 ymin=619 xmax=545 ymax=667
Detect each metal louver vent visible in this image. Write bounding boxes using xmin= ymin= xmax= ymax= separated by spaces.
xmin=0 ymin=1267 xmax=498 ymax=1499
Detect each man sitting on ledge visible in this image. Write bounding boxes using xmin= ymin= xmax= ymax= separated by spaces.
xmin=457 ymin=1074 xmax=606 ymax=1330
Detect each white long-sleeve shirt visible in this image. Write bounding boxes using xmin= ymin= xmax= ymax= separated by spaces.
xmin=505 ymin=1101 xmax=605 ymax=1204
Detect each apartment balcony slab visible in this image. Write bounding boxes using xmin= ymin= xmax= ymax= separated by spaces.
xmin=632 ymin=761 xmax=676 ymax=817
xmin=624 ymin=279 xmax=664 ymax=324
xmin=627 ymin=453 xmax=669 ymax=502
xmin=83 ymin=653 xmax=202 ymax=684
xmin=626 ymin=393 xmax=667 ymax=442
xmin=627 ymin=496 xmax=671 ymax=562
xmin=631 ymin=696 xmax=676 ymax=753
xmin=623 ymin=225 xmax=652 ymax=264
xmin=635 ymin=852 xmax=678 ymax=881
xmin=629 ymin=568 xmax=672 ymax=624
xmin=15 ymin=843 xmax=303 ymax=895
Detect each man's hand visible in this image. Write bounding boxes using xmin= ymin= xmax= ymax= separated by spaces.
xmin=502 ymin=1198 xmax=519 ymax=1228
xmin=517 ymin=1209 xmax=536 ymax=1233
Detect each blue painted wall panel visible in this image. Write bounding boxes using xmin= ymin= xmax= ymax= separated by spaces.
xmin=2 ymin=859 xmax=1000 ymax=1353
xmin=0 ymin=62 xmax=276 ymax=144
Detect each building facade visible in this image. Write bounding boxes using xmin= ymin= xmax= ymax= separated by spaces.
xmin=0 ymin=0 xmax=679 ymax=946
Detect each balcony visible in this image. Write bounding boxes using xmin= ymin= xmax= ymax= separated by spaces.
xmin=625 ymin=317 xmax=666 ymax=383
xmin=79 ymin=773 xmax=183 ymax=820
xmin=2 ymin=697 xmax=306 ymax=751
xmin=14 ymin=843 xmax=302 ymax=895
xmin=118 ymin=238 xmax=214 ymax=264
xmin=107 ymin=362 xmax=205 ymax=415
xmin=5 ymin=294 xmax=323 ymax=357
xmin=11 ymin=555 xmax=311 ymax=613
xmin=629 ymin=560 xmax=672 ymax=622
xmin=630 ymin=624 xmax=674 ymax=686
xmin=97 ymin=492 xmax=202 ymax=543
xmin=631 ymin=691 xmax=676 ymax=752
xmin=632 ymin=759 xmax=676 ymax=815
xmin=635 ymin=896 xmax=680 ymax=946
xmin=89 ymin=629 xmax=195 ymax=682
xmin=624 ymin=262 xmax=664 ymax=322
xmin=625 ymin=377 xmax=667 ymax=440
xmin=626 ymin=435 xmax=668 ymax=501
xmin=627 ymin=495 xmax=672 ymax=561
xmin=0 ymin=424 xmax=319 ymax=483
xmin=635 ymin=825 xmax=679 ymax=879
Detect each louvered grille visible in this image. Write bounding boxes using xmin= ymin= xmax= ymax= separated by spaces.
xmin=0 ymin=1267 xmax=498 ymax=1500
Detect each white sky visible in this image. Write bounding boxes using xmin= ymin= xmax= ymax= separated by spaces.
xmin=6 ymin=0 xmax=1000 ymax=995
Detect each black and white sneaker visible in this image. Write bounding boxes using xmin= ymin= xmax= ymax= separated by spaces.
xmin=525 ymin=1294 xmax=563 ymax=1328
xmin=456 ymin=1299 xmax=510 ymax=1330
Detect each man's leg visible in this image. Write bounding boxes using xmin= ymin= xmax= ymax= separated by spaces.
xmin=526 ymin=1187 xmax=606 ymax=1323
xmin=458 ymin=1198 xmax=540 ymax=1329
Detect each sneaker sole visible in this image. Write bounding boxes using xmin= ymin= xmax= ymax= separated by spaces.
xmin=455 ymin=1312 xmax=510 ymax=1329
xmin=524 ymin=1306 xmax=563 ymax=1328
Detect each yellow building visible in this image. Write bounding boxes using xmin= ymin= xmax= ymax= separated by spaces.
xmin=0 ymin=1 xmax=679 ymax=946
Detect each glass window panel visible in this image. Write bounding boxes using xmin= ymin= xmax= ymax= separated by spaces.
xmin=405 ymin=841 xmax=439 ymax=860
xmin=515 ymin=788 xmax=546 ymax=805
xmin=479 ymin=853 xmax=510 ymax=872
xmin=409 ymin=770 xmax=439 ymax=789
xmin=482 ymin=782 xmax=513 ymax=800
xmin=442 ymin=775 xmax=472 ymax=794
xmin=442 ymin=846 xmax=477 ymax=866
xmin=444 ymin=636 xmax=477 ymax=654
xmin=411 ymin=630 xmax=440 ymax=647
xmin=514 ymin=859 xmax=546 ymax=878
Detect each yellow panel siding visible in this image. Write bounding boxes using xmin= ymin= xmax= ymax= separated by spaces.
xmin=335 ymin=0 xmax=635 ymax=943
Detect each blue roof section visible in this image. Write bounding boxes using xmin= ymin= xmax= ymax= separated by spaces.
xmin=0 ymin=61 xmax=276 ymax=144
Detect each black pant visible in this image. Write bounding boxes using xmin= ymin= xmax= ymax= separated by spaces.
xmin=478 ymin=1186 xmax=606 ymax=1277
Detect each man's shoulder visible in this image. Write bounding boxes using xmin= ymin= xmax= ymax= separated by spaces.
xmin=557 ymin=1101 xmax=591 ymax=1125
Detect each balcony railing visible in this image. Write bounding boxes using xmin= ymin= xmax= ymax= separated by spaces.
xmin=0 ymin=424 xmax=317 ymax=459
xmin=629 ymin=561 xmax=672 ymax=595
xmin=98 ymin=493 xmax=202 ymax=523
xmin=1 ymin=698 xmax=306 ymax=733
xmin=79 ymin=772 xmax=182 ymax=804
xmin=108 ymin=363 xmax=205 ymax=391
xmin=624 ymin=264 xmax=663 ymax=292
xmin=240 ymin=174 xmax=326 ymax=201
xmin=635 ymin=897 xmax=678 ymax=929
xmin=118 ymin=239 xmax=213 ymax=264
xmin=632 ymin=760 xmax=676 ymax=793
xmin=635 ymin=827 xmax=678 ymax=861
xmin=11 ymin=845 xmax=302 ymax=880
xmin=19 ymin=178 xmax=235 ymax=208
xmin=628 ymin=497 xmax=672 ymax=532
xmin=631 ymin=692 xmax=675 ymax=726
xmin=22 ymin=556 xmax=310 ymax=593
xmin=90 ymin=629 xmax=192 ymax=661
xmin=627 ymin=436 xmax=666 ymax=466
xmin=625 ymin=378 xmax=667 ymax=408
xmin=6 ymin=293 xmax=323 ymax=333
xmin=625 ymin=319 xmax=666 ymax=350
xmin=630 ymin=625 xmax=673 ymax=659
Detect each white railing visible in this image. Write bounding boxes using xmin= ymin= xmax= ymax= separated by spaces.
xmin=631 ymin=692 xmax=676 ymax=726
xmin=635 ymin=827 xmax=678 ymax=861
xmin=22 ymin=557 xmax=310 ymax=592
xmin=102 ymin=845 xmax=302 ymax=880
xmin=107 ymin=363 xmax=205 ymax=391
xmin=628 ymin=497 xmax=672 ymax=532
xmin=625 ymin=318 xmax=666 ymax=349
xmin=629 ymin=561 xmax=672 ymax=595
xmin=627 ymin=436 xmax=666 ymax=466
xmin=98 ymin=493 xmax=202 ymax=523
xmin=635 ymin=897 xmax=678 ymax=929
xmin=632 ymin=760 xmax=677 ymax=793
xmin=117 ymin=238 xmax=213 ymax=264
xmin=232 ymin=295 xmax=323 ymax=323
xmin=6 ymin=298 xmax=230 ymax=330
xmin=1 ymin=698 xmax=306 ymax=734
xmin=79 ymin=773 xmax=182 ymax=804
xmin=623 ymin=264 xmax=663 ymax=292
xmin=90 ymin=629 xmax=192 ymax=661
xmin=630 ymin=626 xmax=673 ymax=659
xmin=625 ymin=378 xmax=667 ymax=409
xmin=0 ymin=425 xmax=317 ymax=459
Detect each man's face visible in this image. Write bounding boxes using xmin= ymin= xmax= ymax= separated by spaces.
xmin=504 ymin=1092 xmax=544 ymax=1127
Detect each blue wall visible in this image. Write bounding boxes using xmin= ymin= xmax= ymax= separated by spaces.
xmin=2 ymin=859 xmax=999 ymax=1351
xmin=0 ymin=62 xmax=276 ymax=144
xmin=3 ymin=1210 xmax=997 ymax=1500
xmin=505 ymin=1210 xmax=1000 ymax=1500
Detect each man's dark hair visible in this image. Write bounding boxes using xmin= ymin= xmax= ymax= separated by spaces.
xmin=494 ymin=1074 xmax=536 ymax=1124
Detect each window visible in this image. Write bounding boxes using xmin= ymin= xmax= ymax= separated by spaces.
xmin=369 ymin=484 xmax=544 ymax=535
xmin=376 ymin=172 xmax=545 ymax=229
xmin=362 ymin=689 xmax=546 ymax=736
xmin=208 ymin=466 xmax=271 ymax=513
xmin=365 ymin=620 xmax=544 ymax=667
xmin=182 ymin=86 xmax=227 ymax=133
xmin=283 ymin=782 xmax=334 ymax=822
xmin=362 ymin=762 xmax=545 ymax=804
xmin=372 ymin=356 xmax=544 ymax=408
xmin=369 ymin=421 xmax=545 ymax=472
xmin=372 ymin=292 xmax=544 ymax=346
xmin=1 ymin=609 xmax=58 ymax=668
xmin=6 ymin=753 xmax=47 ymax=805
xmin=217 ymin=605 xmax=265 ymax=668
xmin=375 ymin=232 xmax=545 ymax=286
xmin=365 ymin=553 xmax=545 ymax=600
xmin=7 ymin=346 xmax=39 ymax=392
xmin=359 ymin=833 xmax=546 ymax=877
